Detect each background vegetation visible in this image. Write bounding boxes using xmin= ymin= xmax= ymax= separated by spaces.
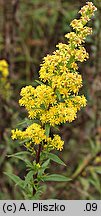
xmin=0 ymin=0 xmax=101 ymax=199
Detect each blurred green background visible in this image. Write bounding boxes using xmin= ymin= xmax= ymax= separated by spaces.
xmin=0 ymin=0 xmax=101 ymax=199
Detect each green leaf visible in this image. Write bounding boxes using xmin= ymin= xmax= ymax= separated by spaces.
xmin=42 ymin=174 xmax=71 ymax=182
xmin=42 ymin=159 xmax=50 ymax=168
xmin=40 ymin=103 xmax=46 ymax=110
xmin=89 ymin=139 xmax=95 ymax=150
xmin=17 ymin=118 xmax=40 ymax=127
xmin=8 ymin=153 xmax=33 ymax=169
xmin=48 ymin=153 xmax=66 ymax=166
xmin=20 ymin=138 xmax=31 ymax=144
xmin=53 ymin=126 xmax=60 ymax=131
xmin=8 ymin=154 xmax=30 ymax=164
xmin=38 ymin=159 xmax=50 ymax=176
xmin=45 ymin=124 xmax=50 ymax=137
xmin=4 ymin=172 xmax=24 ymax=188
xmin=35 ymin=79 xmax=43 ymax=85
xmin=31 ymin=186 xmax=46 ymax=200
xmin=25 ymin=160 xmax=33 ymax=169
xmin=55 ymin=89 xmax=61 ymax=101
xmin=94 ymin=167 xmax=101 ymax=174
xmin=89 ymin=171 xmax=101 ymax=192
xmin=8 ymin=151 xmax=30 ymax=158
xmin=89 ymin=178 xmax=101 ymax=193
xmin=24 ymin=171 xmax=34 ymax=188
xmin=17 ymin=118 xmax=28 ymax=126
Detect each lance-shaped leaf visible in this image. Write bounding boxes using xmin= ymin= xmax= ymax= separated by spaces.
xmin=47 ymin=153 xmax=66 ymax=166
xmin=45 ymin=123 xmax=50 ymax=137
xmin=4 ymin=172 xmax=24 ymax=188
xmin=42 ymin=174 xmax=71 ymax=182
xmin=38 ymin=159 xmax=50 ymax=176
xmin=24 ymin=171 xmax=34 ymax=188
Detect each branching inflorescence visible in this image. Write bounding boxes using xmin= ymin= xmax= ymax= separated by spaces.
xmin=11 ymin=2 xmax=97 ymax=197
xmin=12 ymin=2 xmax=97 ymax=151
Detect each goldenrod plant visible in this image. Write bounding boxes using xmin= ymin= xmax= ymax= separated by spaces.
xmin=6 ymin=2 xmax=97 ymax=199
xmin=0 ymin=60 xmax=10 ymax=99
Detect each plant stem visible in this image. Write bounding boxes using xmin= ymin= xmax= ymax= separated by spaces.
xmin=33 ymin=144 xmax=42 ymax=196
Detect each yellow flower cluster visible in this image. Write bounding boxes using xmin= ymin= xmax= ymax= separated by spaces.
xmin=19 ymin=84 xmax=57 ymax=119
xmin=49 ymin=135 xmax=64 ymax=151
xmin=12 ymin=123 xmax=64 ymax=151
xmin=71 ymin=2 xmax=97 ymax=30
xmin=79 ymin=2 xmax=97 ymax=18
xmin=0 ymin=60 xmax=11 ymax=99
xmin=12 ymin=2 xmax=96 ymax=151
xmin=0 ymin=60 xmax=9 ymax=78
xmin=40 ymin=97 xmax=86 ymax=126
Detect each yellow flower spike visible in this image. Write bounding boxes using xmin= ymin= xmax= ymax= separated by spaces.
xmin=79 ymin=2 xmax=97 ymax=17
xmin=12 ymin=2 xmax=97 ymax=151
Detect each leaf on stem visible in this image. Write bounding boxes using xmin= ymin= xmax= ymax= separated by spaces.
xmin=47 ymin=152 xmax=66 ymax=166
xmin=4 ymin=172 xmax=24 ymax=188
xmin=45 ymin=124 xmax=50 ymax=137
xmin=42 ymin=174 xmax=71 ymax=182
xmin=24 ymin=171 xmax=34 ymax=188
